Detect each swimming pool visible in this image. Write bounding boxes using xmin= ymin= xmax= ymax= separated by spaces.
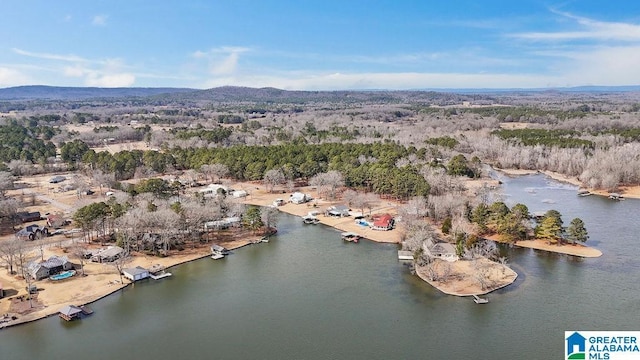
xmin=50 ymin=270 xmax=76 ymax=281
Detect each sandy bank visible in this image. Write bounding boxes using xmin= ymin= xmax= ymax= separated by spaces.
xmin=484 ymin=234 xmax=602 ymax=258
xmin=415 ymin=258 xmax=518 ymax=296
xmin=233 ymin=182 xmax=403 ymax=244
xmin=0 ymin=237 xmax=255 ymax=328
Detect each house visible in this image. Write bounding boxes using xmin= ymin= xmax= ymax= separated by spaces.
xmin=204 ymin=217 xmax=241 ymax=230
xmin=28 ymin=256 xmax=74 ymax=280
xmin=91 ymin=246 xmax=124 ymax=263
xmin=198 ymin=184 xmax=228 ymax=198
xmin=290 ymin=192 xmax=309 ymax=204
xmin=232 ymin=190 xmax=248 ymax=198
xmin=326 ymin=204 xmax=350 ymax=217
xmin=424 ymin=242 xmax=459 ymax=262
xmin=371 ymin=214 xmax=394 ymax=231
xmin=16 ymin=211 xmax=42 ymax=223
xmin=48 ymin=175 xmax=66 ymax=184
xmin=47 ymin=213 xmax=71 ymax=228
xmin=122 ymin=266 xmax=150 ymax=282
xmin=16 ymin=224 xmax=48 ymax=241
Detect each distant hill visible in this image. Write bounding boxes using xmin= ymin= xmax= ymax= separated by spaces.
xmin=0 ymin=85 xmax=195 ymax=100
xmin=1 ymin=84 xmax=639 ymax=103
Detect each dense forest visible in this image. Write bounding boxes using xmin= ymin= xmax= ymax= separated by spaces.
xmin=2 ymin=86 xmax=640 ymax=193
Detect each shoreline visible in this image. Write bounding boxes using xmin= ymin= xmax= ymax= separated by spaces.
xmin=1 ymin=182 xmax=400 ymax=329
xmin=494 ymin=167 xmax=640 ymax=200
xmin=0 ymin=238 xmax=256 ymax=329
xmin=484 ymin=234 xmax=602 ymax=258
xmin=415 ymin=258 xmax=518 ymax=297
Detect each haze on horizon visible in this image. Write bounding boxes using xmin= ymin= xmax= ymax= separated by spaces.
xmin=2 ymin=1 xmax=640 ymax=91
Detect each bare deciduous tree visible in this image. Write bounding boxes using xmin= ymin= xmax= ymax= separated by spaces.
xmin=263 ymin=169 xmax=285 ymax=193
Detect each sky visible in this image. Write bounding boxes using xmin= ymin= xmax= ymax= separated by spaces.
xmin=1 ymin=0 xmax=640 ymax=90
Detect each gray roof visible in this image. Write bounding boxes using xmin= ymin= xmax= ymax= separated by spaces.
xmin=123 ymin=266 xmax=148 ymax=276
xmin=98 ymin=246 xmax=124 ymax=258
xmin=431 ymin=242 xmax=456 ymax=255
xmin=331 ymin=205 xmax=349 ymax=211
xmin=59 ymin=305 xmax=83 ymax=316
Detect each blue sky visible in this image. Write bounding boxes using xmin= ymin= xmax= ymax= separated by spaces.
xmin=1 ymin=1 xmax=640 ymax=90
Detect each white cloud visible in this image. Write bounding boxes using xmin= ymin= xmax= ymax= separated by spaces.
xmin=85 ymin=73 xmax=135 ymax=87
xmin=12 ymin=48 xmax=87 ymax=63
xmin=92 ymin=15 xmax=108 ymax=26
xmin=191 ymin=46 xmax=250 ymax=76
xmin=0 ymin=67 xmax=31 ymax=87
xmin=511 ymin=10 xmax=640 ymax=42
xmin=210 ymin=51 xmax=241 ymax=75
xmin=12 ymin=48 xmax=135 ymax=87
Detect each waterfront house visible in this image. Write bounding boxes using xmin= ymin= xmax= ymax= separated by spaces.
xmin=326 ymin=204 xmax=350 ymax=217
xmin=91 ymin=246 xmax=124 ymax=263
xmin=290 ymin=192 xmax=309 ymax=204
xmin=204 ymin=217 xmax=241 ymax=230
xmin=371 ymin=214 xmax=394 ymax=231
xmin=122 ymin=266 xmax=150 ymax=282
xmin=28 ymin=256 xmax=74 ymax=280
xmin=424 ymin=242 xmax=459 ymax=262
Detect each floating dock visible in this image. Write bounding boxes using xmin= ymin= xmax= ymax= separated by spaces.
xmin=472 ymin=295 xmax=488 ymax=304
xmin=150 ymin=272 xmax=172 ymax=280
xmin=397 ymin=251 xmax=414 ymax=261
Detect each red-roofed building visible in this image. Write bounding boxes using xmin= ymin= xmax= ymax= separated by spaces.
xmin=371 ymin=214 xmax=394 ymax=231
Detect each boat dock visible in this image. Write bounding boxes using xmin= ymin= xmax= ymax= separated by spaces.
xmin=397 ymin=251 xmax=414 ymax=261
xmin=150 ymin=272 xmax=172 ymax=280
xmin=211 ymin=253 xmax=225 ymax=260
xmin=472 ymin=295 xmax=488 ymax=304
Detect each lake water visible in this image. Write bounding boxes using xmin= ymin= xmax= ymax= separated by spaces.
xmin=1 ymin=173 xmax=639 ymax=360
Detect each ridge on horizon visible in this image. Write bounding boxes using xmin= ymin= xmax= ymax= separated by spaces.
xmin=1 ymin=84 xmax=639 ymax=101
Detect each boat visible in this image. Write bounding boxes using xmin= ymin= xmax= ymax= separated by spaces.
xmin=341 ymin=232 xmax=360 ymax=243
xmin=472 ymin=295 xmax=488 ymax=304
xmin=577 ymin=190 xmax=592 ymax=197
xmin=302 ymin=215 xmax=320 ymax=224
xmin=211 ymin=253 xmax=225 ymax=260
xmin=608 ymin=193 xmax=624 ymax=201
xmin=148 ymin=264 xmax=166 ymax=275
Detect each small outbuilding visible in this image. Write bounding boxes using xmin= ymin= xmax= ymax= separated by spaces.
xmin=122 ymin=266 xmax=150 ymax=282
xmin=59 ymin=305 xmax=83 ymax=321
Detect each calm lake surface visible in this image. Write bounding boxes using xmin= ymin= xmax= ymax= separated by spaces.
xmin=2 ymin=173 xmax=639 ymax=360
